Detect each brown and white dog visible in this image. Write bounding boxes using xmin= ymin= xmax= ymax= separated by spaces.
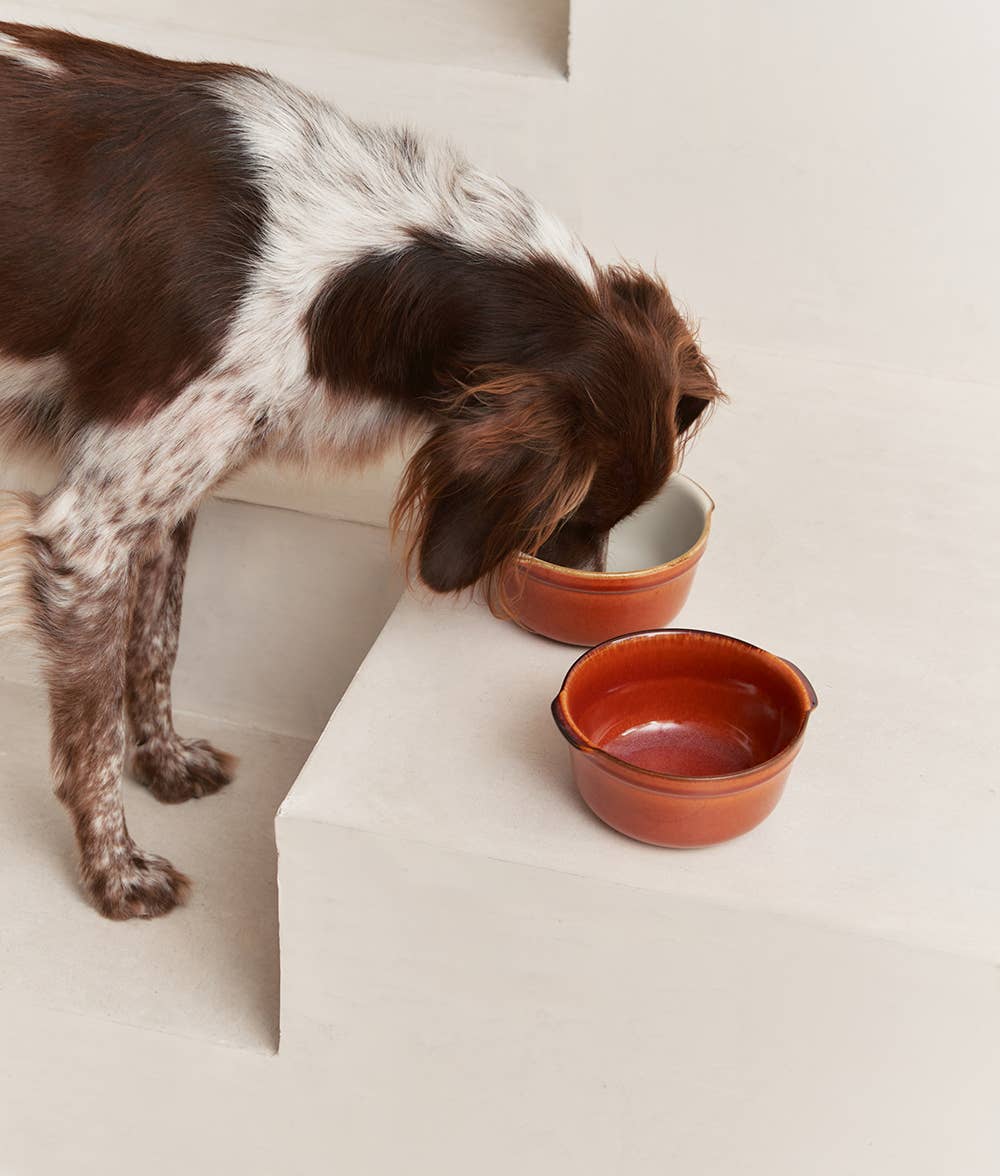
xmin=0 ymin=23 xmax=721 ymax=919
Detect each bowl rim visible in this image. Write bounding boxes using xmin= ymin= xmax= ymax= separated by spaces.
xmin=515 ymin=473 xmax=715 ymax=583
xmin=551 ymin=628 xmax=818 ymax=791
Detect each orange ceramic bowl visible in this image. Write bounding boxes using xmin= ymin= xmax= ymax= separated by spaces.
xmin=552 ymin=629 xmax=818 ymax=847
xmin=501 ymin=475 xmax=713 ymax=647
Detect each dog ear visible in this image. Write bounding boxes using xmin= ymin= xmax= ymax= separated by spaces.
xmin=601 ymin=264 xmax=723 ymax=437
xmin=417 ymin=469 xmax=529 ymax=592
xmin=393 ymin=372 xmax=596 ymax=595
xmin=674 ymin=341 xmax=722 ymax=436
xmin=676 ymin=388 xmax=713 ymax=434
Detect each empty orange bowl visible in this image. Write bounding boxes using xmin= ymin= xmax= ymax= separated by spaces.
xmin=552 ymin=629 xmax=818 ymax=847
xmin=501 ymin=475 xmax=714 ymax=647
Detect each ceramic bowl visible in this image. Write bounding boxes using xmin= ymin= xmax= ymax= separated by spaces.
xmin=501 ymin=475 xmax=713 ymax=647
xmin=551 ymin=629 xmax=818 ymax=847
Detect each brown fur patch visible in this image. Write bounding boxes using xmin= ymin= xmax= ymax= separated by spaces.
xmin=0 ymin=22 xmax=266 ymax=423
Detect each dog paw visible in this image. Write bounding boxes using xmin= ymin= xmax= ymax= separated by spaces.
xmin=131 ymin=736 xmax=237 ymax=804
xmin=86 ymin=848 xmax=191 ymax=920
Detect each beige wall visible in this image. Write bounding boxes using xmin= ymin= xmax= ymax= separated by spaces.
xmin=571 ymin=0 xmax=1000 ymax=385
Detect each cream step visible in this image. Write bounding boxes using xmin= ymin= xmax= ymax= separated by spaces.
xmin=6 ymin=915 xmax=997 ymax=1175
xmin=278 ymin=346 xmax=1000 ymax=966
xmin=274 ymin=822 xmax=1000 ymax=1175
xmin=269 ymin=346 xmax=1000 ymax=1167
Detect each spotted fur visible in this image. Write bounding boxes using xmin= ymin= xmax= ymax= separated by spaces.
xmin=126 ymin=513 xmax=237 ymax=803
xmin=0 ymin=23 xmax=721 ymax=919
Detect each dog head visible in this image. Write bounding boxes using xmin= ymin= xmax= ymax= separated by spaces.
xmin=529 ymin=265 xmax=721 ymax=575
xmin=309 ymin=233 xmax=721 ymax=599
xmin=392 ymin=262 xmax=721 ymax=598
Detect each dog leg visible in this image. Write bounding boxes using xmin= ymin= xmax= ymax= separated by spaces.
xmin=28 ymin=485 xmax=192 ymax=919
xmin=14 ymin=384 xmax=262 ymax=917
xmin=126 ymin=512 xmax=237 ymax=803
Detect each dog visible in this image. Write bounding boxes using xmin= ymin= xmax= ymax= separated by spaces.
xmin=0 ymin=23 xmax=722 ymax=919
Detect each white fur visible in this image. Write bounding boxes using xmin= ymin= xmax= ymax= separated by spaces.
xmin=0 ymin=32 xmax=62 ymax=76
xmin=211 ymin=71 xmax=595 ymax=472
xmin=42 ymin=376 xmax=264 ymax=581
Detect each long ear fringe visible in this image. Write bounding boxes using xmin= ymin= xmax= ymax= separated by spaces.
xmin=600 ymin=261 xmax=726 ymax=454
xmin=390 ymin=407 xmax=595 ymax=614
xmin=390 ymin=449 xmax=521 ymax=616
xmin=389 ymin=431 xmax=437 ymax=593
xmin=479 ymin=455 xmax=595 ymax=617
xmin=670 ymin=310 xmax=727 ymax=461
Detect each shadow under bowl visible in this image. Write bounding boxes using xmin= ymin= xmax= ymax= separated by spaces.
xmin=552 ymin=629 xmax=818 ymax=847
xmin=502 ymin=474 xmax=713 ymax=647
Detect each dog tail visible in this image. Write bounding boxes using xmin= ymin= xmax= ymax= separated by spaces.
xmin=0 ymin=491 xmax=37 ymax=639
